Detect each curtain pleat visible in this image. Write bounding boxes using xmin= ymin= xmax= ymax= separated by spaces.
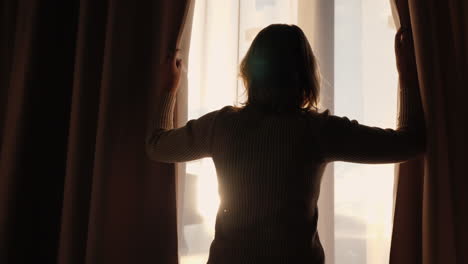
xmin=391 ymin=0 xmax=468 ymax=263
xmin=0 ymin=0 xmax=192 ymax=263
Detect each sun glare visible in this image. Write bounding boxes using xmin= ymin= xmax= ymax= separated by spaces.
xmin=194 ymin=159 xmax=220 ymax=231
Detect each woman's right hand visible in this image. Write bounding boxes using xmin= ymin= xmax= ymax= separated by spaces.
xmin=395 ymin=27 xmax=418 ymax=83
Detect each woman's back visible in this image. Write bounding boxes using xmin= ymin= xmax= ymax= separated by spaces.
xmin=208 ymin=106 xmax=326 ymax=263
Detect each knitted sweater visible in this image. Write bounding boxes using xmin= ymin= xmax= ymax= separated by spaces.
xmin=146 ymin=80 xmax=425 ymax=264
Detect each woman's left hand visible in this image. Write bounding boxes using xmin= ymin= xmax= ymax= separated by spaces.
xmin=162 ymin=49 xmax=184 ymax=93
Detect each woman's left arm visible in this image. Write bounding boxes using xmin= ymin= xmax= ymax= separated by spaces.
xmin=146 ymin=50 xmax=220 ymax=163
xmin=145 ymin=90 xmax=221 ymax=163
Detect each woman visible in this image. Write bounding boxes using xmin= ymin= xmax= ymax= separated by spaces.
xmin=146 ymin=24 xmax=425 ymax=264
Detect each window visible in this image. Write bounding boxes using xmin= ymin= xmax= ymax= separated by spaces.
xmin=178 ymin=1 xmax=398 ymax=263
xmin=334 ymin=1 xmax=398 ymax=263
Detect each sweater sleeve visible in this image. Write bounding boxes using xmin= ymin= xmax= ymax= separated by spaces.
xmin=145 ymin=91 xmax=220 ymax=163
xmin=316 ymin=79 xmax=426 ymax=164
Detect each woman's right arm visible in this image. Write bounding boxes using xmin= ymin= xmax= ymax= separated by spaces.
xmin=316 ymin=28 xmax=426 ymax=164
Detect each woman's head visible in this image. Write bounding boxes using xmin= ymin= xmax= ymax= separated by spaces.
xmin=239 ymin=24 xmax=320 ymax=113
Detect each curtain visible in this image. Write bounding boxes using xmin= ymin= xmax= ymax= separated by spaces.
xmin=0 ymin=0 xmax=192 ymax=263
xmin=390 ymin=0 xmax=468 ymax=263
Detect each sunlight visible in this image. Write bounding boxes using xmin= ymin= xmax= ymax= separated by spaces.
xmin=194 ymin=159 xmax=220 ymax=231
xmin=180 ymin=253 xmax=208 ymax=264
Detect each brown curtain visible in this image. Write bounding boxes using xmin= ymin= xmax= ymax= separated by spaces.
xmin=0 ymin=0 xmax=192 ymax=263
xmin=391 ymin=0 xmax=468 ymax=263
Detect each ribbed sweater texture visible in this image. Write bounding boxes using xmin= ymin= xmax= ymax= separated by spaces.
xmin=146 ymin=80 xmax=425 ymax=264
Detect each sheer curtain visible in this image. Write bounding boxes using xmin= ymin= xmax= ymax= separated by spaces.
xmin=178 ymin=0 xmax=399 ymax=263
xmin=334 ymin=1 xmax=399 ymax=263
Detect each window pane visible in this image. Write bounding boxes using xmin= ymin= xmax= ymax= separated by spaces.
xmin=334 ymin=0 xmax=398 ymax=263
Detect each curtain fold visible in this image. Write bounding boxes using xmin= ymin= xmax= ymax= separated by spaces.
xmin=391 ymin=0 xmax=468 ymax=263
xmin=0 ymin=0 xmax=192 ymax=263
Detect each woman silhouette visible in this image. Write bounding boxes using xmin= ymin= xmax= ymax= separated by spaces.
xmin=146 ymin=24 xmax=425 ymax=264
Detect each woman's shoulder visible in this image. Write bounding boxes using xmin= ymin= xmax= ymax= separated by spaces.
xmin=307 ymin=108 xmax=357 ymax=122
xmin=211 ymin=105 xmax=244 ymax=121
xmin=224 ymin=105 xmax=243 ymax=112
xmin=301 ymin=108 xmax=331 ymax=121
xmin=302 ymin=108 xmax=352 ymax=132
xmin=310 ymin=109 xmax=363 ymax=133
xmin=217 ymin=105 xmax=242 ymax=115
